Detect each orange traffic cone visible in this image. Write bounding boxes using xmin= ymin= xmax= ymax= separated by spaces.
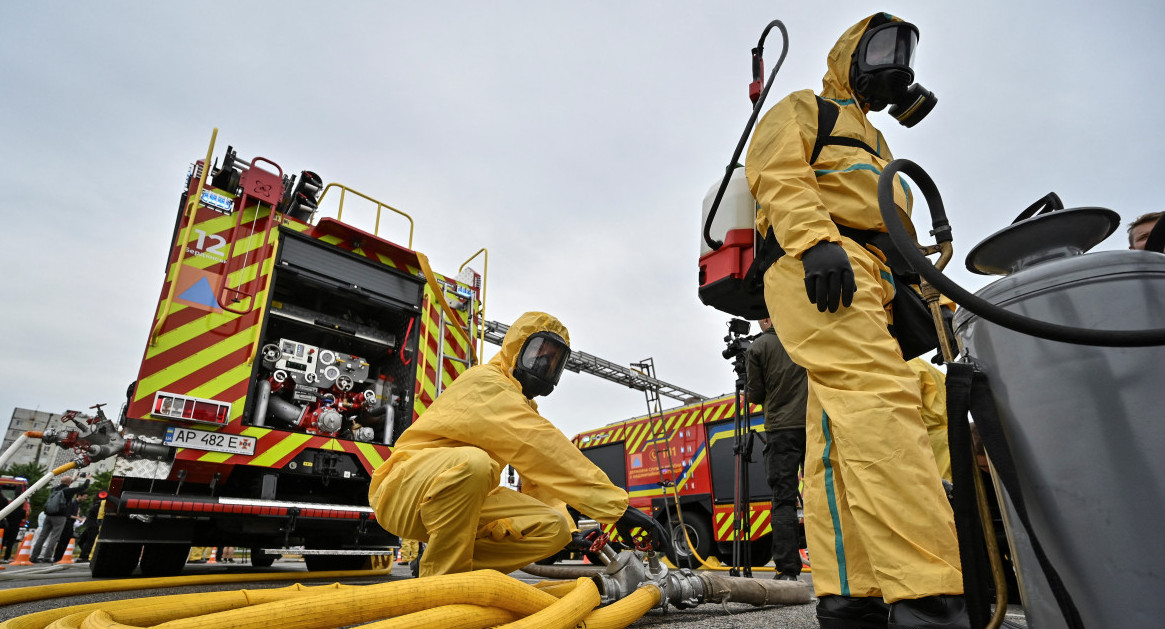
xmin=206 ymin=548 xmax=218 ymax=564
xmin=9 ymin=533 xmax=35 ymax=566
xmin=55 ymin=538 xmax=77 ymax=564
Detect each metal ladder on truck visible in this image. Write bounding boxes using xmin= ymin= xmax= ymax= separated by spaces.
xmin=481 ymin=321 xmax=707 ymax=403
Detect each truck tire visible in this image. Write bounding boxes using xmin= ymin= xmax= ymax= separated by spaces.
xmin=139 ymin=543 xmax=192 ymax=577
xmin=303 ymin=553 xmax=367 ymax=571
xmin=89 ymin=542 xmax=143 ymax=578
xmin=667 ymin=510 xmax=713 ymax=569
xmin=250 ymin=547 xmax=278 ymax=568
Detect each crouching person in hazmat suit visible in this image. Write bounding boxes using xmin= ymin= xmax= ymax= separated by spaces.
xmin=369 ymin=311 xmax=670 ymax=577
xmin=744 ymin=13 xmax=968 ymax=629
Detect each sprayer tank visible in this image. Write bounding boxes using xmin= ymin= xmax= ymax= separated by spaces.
xmin=954 ymin=249 xmax=1165 ymax=628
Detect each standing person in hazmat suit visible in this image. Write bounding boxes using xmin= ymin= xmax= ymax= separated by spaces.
xmin=369 ymin=311 xmax=670 ymax=577
xmin=745 ymin=13 xmax=968 ymax=629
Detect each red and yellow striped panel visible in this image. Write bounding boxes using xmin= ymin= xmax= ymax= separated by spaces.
xmin=411 ymin=280 xmax=473 ymax=421
xmin=574 ymin=393 xmax=760 ymax=454
xmin=129 ymin=195 xmax=289 ymax=422
xmin=713 ymin=503 xmax=773 ymax=542
xmin=309 ymin=217 xmax=421 ymax=277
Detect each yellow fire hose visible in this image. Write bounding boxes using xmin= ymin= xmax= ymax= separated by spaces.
xmin=0 ymin=570 xmax=662 ymax=629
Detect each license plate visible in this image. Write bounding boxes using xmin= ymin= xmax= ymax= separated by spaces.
xmin=164 ymin=427 xmax=256 ymax=455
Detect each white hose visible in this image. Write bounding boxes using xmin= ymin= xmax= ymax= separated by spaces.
xmin=0 ymin=461 xmax=80 ymax=520
xmin=0 ymin=471 xmax=56 ymax=520
xmin=0 ymin=433 xmax=30 ymax=470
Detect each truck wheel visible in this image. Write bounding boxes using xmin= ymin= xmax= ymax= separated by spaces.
xmin=304 ymin=553 xmax=367 ymax=571
xmin=140 ymin=543 xmax=192 ymax=577
xmin=667 ymin=511 xmax=713 ymax=569
xmin=89 ymin=542 xmax=143 ymax=578
xmin=250 ymin=547 xmax=279 ymax=568
xmin=749 ymin=536 xmax=774 ymax=567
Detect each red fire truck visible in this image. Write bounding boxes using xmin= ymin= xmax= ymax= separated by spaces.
xmin=91 ymin=129 xmax=484 ymax=577
xmin=572 ymin=393 xmax=798 ymax=568
xmin=0 ymin=476 xmax=31 ymax=524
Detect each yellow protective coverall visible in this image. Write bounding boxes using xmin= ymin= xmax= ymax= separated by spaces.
xmin=911 ymin=357 xmax=952 ymax=482
xmin=744 ymin=13 xmax=963 ymax=602
xmin=368 ymin=312 xmax=629 ymax=577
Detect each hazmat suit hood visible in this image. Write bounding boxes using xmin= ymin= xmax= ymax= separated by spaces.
xmin=824 ymin=12 xmax=936 ymax=127
xmin=822 ymin=13 xmax=903 ymax=107
xmin=489 ymin=311 xmax=571 ymax=396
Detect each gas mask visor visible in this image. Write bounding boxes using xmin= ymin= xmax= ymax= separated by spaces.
xmin=853 ymin=20 xmax=936 ymax=127
xmin=513 ymin=331 xmax=571 ymax=398
xmin=857 ymin=21 xmax=918 ymax=72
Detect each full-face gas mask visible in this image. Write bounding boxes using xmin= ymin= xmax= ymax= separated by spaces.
xmin=850 ymin=18 xmax=936 ymax=127
xmin=513 ymin=331 xmax=571 ymax=398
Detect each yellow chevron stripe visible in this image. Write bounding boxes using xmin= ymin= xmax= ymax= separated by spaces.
xmin=145 ymin=308 xmax=245 ymax=361
xmin=627 ymin=425 xmax=647 ymax=454
xmin=355 ymin=442 xmax=387 ymax=469
xmin=249 ymin=432 xmax=313 ymax=467
xmin=319 ymin=235 xmax=344 ymax=246
xmin=196 ymin=450 xmax=233 ymax=463
xmin=717 ymin=514 xmax=733 ymax=539
xmin=170 ymin=212 xmax=271 ymax=275
xmin=137 ymin=324 xmax=258 ymax=399
xmin=751 ymin=509 xmax=770 ymax=536
xmin=413 ymin=301 xmax=432 ymax=410
xmin=633 ymin=423 xmax=652 ymax=452
xmin=418 ymin=364 xmax=438 ymax=406
xmin=228 ymin=395 xmax=247 ymax=422
xmin=189 ymin=362 xmax=253 ymax=400
xmin=684 ymin=411 xmax=701 ymax=429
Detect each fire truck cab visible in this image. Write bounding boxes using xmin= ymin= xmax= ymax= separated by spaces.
xmin=92 ymin=131 xmax=482 ymax=577
xmin=0 ymin=476 xmax=31 ymax=525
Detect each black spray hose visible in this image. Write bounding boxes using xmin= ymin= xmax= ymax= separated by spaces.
xmin=702 ymin=20 xmax=789 ymax=251
xmin=877 ymin=159 xmax=1165 ymax=347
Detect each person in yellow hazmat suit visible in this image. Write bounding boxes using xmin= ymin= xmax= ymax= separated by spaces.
xmin=745 ymin=13 xmax=968 ymax=629
xmin=369 ymin=311 xmax=671 ymax=577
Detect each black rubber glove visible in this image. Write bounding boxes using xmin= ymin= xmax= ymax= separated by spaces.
xmin=615 ymin=506 xmax=673 ymax=557
xmin=800 ymin=241 xmax=857 ymax=313
xmin=564 ymin=530 xmax=592 ymax=551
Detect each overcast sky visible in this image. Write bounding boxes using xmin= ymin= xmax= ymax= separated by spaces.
xmin=2 ymin=1 xmax=1162 ymax=443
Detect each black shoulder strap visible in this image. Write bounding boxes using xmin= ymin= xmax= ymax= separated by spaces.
xmin=811 ymin=96 xmax=879 ymax=164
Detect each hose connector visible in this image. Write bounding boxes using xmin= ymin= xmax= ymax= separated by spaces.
xmin=593 ymin=549 xmax=651 ymax=605
xmin=657 ymin=568 xmax=705 ymax=610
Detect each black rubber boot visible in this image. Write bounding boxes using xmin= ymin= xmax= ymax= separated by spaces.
xmin=887 ymin=596 xmax=971 ymax=629
xmin=816 ymin=595 xmax=890 ymax=629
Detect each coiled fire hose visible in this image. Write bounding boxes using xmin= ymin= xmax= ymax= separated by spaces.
xmin=0 ymin=562 xmax=809 ymax=629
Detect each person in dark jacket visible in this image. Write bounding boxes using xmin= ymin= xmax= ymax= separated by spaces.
xmin=53 ymin=492 xmax=87 ymax=561
xmin=746 ymin=317 xmax=808 ymax=581
xmin=75 ymin=497 xmax=102 ymax=562
xmin=31 ymin=474 xmax=89 ymax=563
